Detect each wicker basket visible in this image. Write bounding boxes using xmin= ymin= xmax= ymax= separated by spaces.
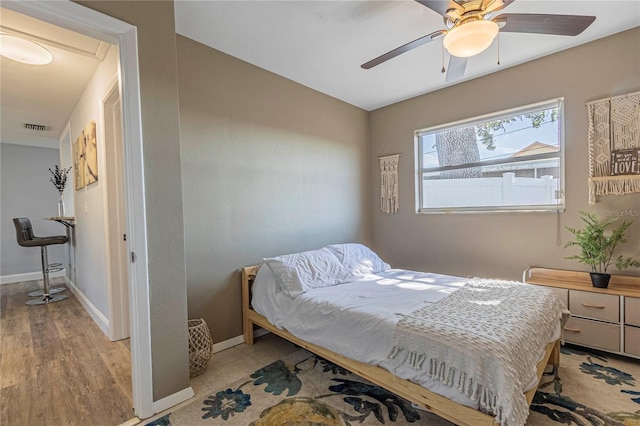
xmin=187 ymin=318 xmax=213 ymax=377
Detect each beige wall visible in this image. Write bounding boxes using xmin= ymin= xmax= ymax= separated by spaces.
xmin=370 ymin=27 xmax=640 ymax=281
xmin=75 ymin=1 xmax=189 ymax=401
xmin=64 ymin=2 xmax=640 ymax=404
xmin=176 ymin=35 xmax=370 ymax=342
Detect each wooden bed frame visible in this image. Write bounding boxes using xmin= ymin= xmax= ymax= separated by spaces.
xmin=241 ymin=265 xmax=560 ymax=426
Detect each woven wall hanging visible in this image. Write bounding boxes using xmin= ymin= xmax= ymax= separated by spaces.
xmin=379 ymin=154 xmax=400 ymax=214
xmin=586 ymin=91 xmax=640 ymax=204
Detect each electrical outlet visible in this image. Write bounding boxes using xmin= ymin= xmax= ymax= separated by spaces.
xmin=84 ymin=202 xmax=88 ymax=214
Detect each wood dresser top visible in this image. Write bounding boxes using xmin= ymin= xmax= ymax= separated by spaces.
xmin=525 ymin=267 xmax=640 ymax=298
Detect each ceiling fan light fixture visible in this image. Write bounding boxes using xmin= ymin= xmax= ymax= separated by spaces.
xmin=443 ymin=20 xmax=499 ymax=58
xmin=0 ymin=34 xmax=53 ymax=65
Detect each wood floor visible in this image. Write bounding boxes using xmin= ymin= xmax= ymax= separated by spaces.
xmin=0 ymin=278 xmax=135 ymax=426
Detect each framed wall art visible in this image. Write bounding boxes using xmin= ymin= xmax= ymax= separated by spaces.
xmin=73 ymin=120 xmax=98 ymax=190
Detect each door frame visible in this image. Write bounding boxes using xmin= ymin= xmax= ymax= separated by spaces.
xmin=3 ymin=0 xmax=154 ymax=418
xmin=103 ymin=77 xmax=130 ymax=342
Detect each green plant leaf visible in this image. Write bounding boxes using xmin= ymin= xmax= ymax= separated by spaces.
xmin=564 ymin=212 xmax=639 ymax=273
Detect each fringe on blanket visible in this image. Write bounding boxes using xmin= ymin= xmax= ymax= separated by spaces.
xmin=589 ymin=177 xmax=640 ymax=205
xmin=387 ymin=280 xmax=567 ymax=426
xmin=388 ymin=347 xmax=518 ymax=426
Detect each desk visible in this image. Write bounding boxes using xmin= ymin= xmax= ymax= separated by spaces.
xmin=45 ymin=216 xmax=75 ymax=228
xmin=45 ymin=216 xmax=76 ymax=283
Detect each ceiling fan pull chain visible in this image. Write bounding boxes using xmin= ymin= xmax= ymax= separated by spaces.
xmin=497 ymin=33 xmax=501 ymax=65
xmin=441 ymin=43 xmax=446 ymax=74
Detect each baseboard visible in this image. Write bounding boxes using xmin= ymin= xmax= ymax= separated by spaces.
xmin=212 ymin=327 xmax=270 ymax=353
xmin=152 ymin=386 xmax=195 ymax=415
xmin=0 ymin=269 xmax=66 ymax=285
xmin=66 ymin=277 xmax=110 ymax=337
xmin=133 ymin=330 xmax=270 ymax=420
xmin=212 ymin=334 xmax=245 ymax=352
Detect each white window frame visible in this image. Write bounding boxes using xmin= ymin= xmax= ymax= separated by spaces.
xmin=415 ymin=98 xmax=565 ymax=214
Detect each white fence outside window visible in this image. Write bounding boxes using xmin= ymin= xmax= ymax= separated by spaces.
xmin=423 ymin=173 xmax=559 ymax=209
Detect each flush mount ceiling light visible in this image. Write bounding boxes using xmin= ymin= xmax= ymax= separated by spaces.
xmin=0 ymin=34 xmax=53 ymax=65
xmin=443 ymin=19 xmax=500 ymax=58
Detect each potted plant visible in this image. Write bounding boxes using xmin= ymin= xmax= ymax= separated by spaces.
xmin=565 ymin=211 xmax=640 ymax=288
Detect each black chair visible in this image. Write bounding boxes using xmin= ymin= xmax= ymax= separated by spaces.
xmin=13 ymin=218 xmax=68 ymax=305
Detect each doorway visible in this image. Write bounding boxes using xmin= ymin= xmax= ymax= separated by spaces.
xmin=104 ymin=79 xmax=130 ymax=341
xmin=2 ymin=0 xmax=154 ymax=418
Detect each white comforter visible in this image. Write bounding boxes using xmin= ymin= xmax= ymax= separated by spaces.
xmin=251 ymin=266 xmax=560 ymax=409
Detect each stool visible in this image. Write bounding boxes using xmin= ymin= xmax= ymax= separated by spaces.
xmin=13 ymin=218 xmax=69 ymax=305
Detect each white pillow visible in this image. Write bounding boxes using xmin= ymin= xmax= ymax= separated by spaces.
xmin=263 ymin=248 xmax=355 ymax=297
xmin=325 ymin=243 xmax=390 ymax=276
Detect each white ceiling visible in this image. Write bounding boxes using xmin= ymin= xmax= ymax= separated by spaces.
xmin=175 ymin=0 xmax=640 ymax=111
xmin=1 ymin=1 xmax=638 ymax=151
xmin=0 ymin=7 xmax=107 ymax=149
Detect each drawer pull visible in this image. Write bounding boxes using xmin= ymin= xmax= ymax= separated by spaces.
xmin=564 ymin=327 xmax=581 ymax=333
xmin=580 ymin=303 xmax=606 ymax=309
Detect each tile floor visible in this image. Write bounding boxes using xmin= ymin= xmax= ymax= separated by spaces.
xmin=133 ymin=333 xmax=299 ymax=425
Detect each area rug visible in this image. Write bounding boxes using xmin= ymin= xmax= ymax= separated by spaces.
xmin=146 ymin=345 xmax=640 ymax=425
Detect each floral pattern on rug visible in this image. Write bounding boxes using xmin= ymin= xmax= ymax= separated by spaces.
xmin=240 ymin=355 xmax=421 ymax=425
xmin=146 ymin=345 xmax=640 ymax=426
xmin=528 ymin=346 xmax=640 ymax=426
xmin=202 ymin=388 xmax=252 ymax=421
xmin=148 ymin=352 xmax=430 ymax=426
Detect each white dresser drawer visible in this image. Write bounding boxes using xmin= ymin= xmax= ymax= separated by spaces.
xmin=625 ymin=326 xmax=640 ymax=356
xmin=569 ymin=290 xmax=619 ymax=323
xmin=625 ymin=297 xmax=640 ymax=327
xmin=564 ymin=317 xmax=620 ymax=352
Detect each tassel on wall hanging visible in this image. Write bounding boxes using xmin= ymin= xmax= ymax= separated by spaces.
xmin=379 ymin=154 xmax=400 ymax=214
xmin=586 ymin=91 xmax=640 ymax=204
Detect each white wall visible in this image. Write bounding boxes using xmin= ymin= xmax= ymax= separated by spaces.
xmin=58 ymin=128 xmax=75 ymax=282
xmin=64 ymin=45 xmax=118 ymax=320
xmin=59 ymin=127 xmax=75 ymax=217
xmin=0 ymin=143 xmax=66 ymax=279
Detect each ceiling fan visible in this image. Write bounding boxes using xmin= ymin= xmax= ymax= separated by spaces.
xmin=361 ymin=0 xmax=596 ymax=82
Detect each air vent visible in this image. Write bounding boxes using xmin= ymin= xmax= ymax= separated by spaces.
xmin=24 ymin=123 xmax=48 ymax=131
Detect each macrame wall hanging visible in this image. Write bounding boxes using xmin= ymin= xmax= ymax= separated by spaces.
xmin=379 ymin=154 xmax=400 ymax=214
xmin=586 ymin=91 xmax=640 ymax=204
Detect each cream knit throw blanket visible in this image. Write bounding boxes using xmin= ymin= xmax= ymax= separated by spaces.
xmin=388 ymin=279 xmax=569 ymax=426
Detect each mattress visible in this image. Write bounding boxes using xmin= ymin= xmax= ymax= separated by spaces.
xmin=254 ymin=265 xmax=554 ymax=409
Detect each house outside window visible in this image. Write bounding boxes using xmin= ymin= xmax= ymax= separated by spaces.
xmin=415 ymin=99 xmax=565 ymax=213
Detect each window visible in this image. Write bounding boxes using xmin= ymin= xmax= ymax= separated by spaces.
xmin=416 ymin=99 xmax=564 ymax=213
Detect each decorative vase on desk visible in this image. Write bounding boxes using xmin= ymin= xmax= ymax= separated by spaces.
xmin=49 ymin=165 xmax=71 ymax=218
xmin=590 ymin=272 xmax=611 ymax=289
xmin=57 ymin=192 xmax=65 ymax=217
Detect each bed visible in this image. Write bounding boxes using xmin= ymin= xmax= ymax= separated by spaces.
xmin=241 ymin=244 xmax=567 ymax=426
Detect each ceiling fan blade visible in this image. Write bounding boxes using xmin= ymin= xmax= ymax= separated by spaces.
xmin=445 ymin=55 xmax=468 ymax=83
xmin=415 ymin=1 xmax=464 ymax=17
xmin=494 ymin=13 xmax=595 ymax=36
xmin=361 ymin=30 xmax=446 ymax=69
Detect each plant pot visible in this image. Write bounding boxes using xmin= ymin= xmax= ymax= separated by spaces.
xmin=590 ymin=273 xmax=611 ymax=288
